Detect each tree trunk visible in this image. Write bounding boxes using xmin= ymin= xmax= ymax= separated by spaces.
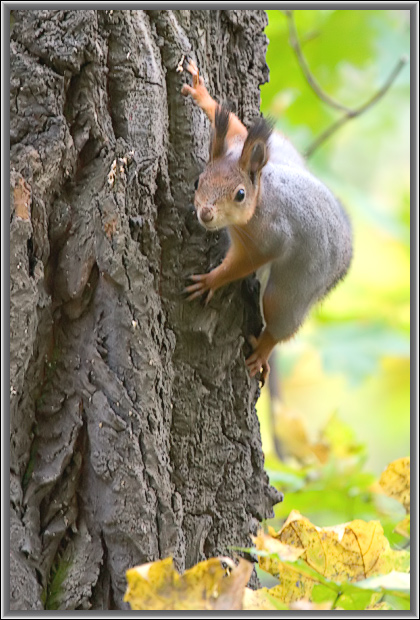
xmin=9 ymin=9 xmax=282 ymax=610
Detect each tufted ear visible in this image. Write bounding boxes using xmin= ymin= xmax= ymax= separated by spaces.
xmin=239 ymin=117 xmax=272 ymax=181
xmin=210 ymin=105 xmax=230 ymax=160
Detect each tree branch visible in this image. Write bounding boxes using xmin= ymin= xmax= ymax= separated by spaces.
xmin=284 ymin=10 xmax=353 ymax=114
xmin=305 ymin=56 xmax=407 ymax=158
xmin=282 ymin=10 xmax=408 ymax=157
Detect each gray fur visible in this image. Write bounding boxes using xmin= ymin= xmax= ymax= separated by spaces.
xmin=240 ymin=132 xmax=352 ymax=341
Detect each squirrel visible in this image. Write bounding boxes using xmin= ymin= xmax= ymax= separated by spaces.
xmin=180 ymin=56 xmax=353 ymax=384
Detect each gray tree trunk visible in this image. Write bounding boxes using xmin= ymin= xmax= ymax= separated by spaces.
xmin=9 ymin=9 xmax=282 ymax=610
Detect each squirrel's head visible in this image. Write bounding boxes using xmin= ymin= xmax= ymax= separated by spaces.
xmin=194 ymin=107 xmax=272 ymax=231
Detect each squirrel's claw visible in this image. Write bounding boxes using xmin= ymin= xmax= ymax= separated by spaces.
xmin=184 ymin=280 xmax=204 ymax=301
xmin=246 ymin=334 xmax=271 ymax=386
xmin=177 ymin=54 xmax=196 ymax=73
xmin=246 ymin=353 xmax=270 ymax=386
xmin=205 ymin=289 xmax=214 ymax=305
xmin=184 ymin=273 xmax=214 ymax=302
xmin=184 ymin=281 xmax=203 ymax=294
xmin=260 ymin=362 xmax=270 ymax=386
xmin=186 ymin=290 xmax=205 ymax=301
xmin=185 ymin=57 xmax=200 ymax=79
xmin=179 ymin=55 xmax=205 ymax=94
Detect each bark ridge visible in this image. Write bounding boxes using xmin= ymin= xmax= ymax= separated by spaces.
xmin=9 ymin=9 xmax=282 ymax=610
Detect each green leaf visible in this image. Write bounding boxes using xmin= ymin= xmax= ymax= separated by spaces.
xmin=335 ymin=586 xmax=382 ymax=610
xmin=337 ymin=574 xmax=411 ymax=611
xmin=382 ymin=592 xmax=411 ymax=611
xmin=311 ymin=583 xmax=339 ymax=606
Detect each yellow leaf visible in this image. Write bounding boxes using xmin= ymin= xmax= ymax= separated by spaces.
xmin=253 ymin=527 xmax=305 ymax=582
xmin=379 ymin=457 xmax=410 ymax=512
xmin=256 ymin=510 xmax=409 ymax=604
xmin=266 ymin=572 xmax=322 ymax=605
xmin=254 ymin=524 xmax=323 ymax=604
xmin=253 ymin=529 xmax=305 ymax=561
xmin=124 ymin=556 xmax=253 ymax=610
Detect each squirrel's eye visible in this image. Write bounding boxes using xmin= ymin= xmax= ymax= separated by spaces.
xmin=235 ymin=188 xmax=245 ymax=202
xmin=194 ymin=178 xmax=199 ymax=190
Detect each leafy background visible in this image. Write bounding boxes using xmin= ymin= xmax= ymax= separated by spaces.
xmin=257 ymin=7 xmax=410 ymax=574
xmin=258 ymin=8 xmax=410 ymax=474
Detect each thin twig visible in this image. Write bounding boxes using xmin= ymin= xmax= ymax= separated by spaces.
xmin=305 ymin=56 xmax=408 ymax=158
xmin=349 ymin=55 xmax=408 ymax=118
xmin=304 ymin=116 xmax=349 ymax=158
xmin=282 ymin=10 xmax=408 ymax=157
xmin=284 ymin=10 xmax=353 ymax=114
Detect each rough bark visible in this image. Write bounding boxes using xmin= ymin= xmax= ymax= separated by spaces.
xmin=9 ymin=9 xmax=282 ymax=610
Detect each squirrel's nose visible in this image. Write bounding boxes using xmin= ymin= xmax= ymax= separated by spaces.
xmin=200 ymin=207 xmax=214 ymax=222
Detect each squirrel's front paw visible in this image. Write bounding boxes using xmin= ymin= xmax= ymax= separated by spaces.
xmin=184 ymin=273 xmax=216 ymax=304
xmin=178 ymin=56 xmax=208 ymax=104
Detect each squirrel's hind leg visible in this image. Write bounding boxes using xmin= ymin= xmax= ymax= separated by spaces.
xmin=246 ymin=331 xmax=278 ymax=385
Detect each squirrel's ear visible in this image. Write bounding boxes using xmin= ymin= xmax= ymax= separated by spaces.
xmin=210 ymin=105 xmax=230 ymax=160
xmin=239 ymin=117 xmax=272 ymax=179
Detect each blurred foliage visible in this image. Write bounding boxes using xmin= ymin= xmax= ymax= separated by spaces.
xmin=259 ymin=9 xmax=410 ymax=474
xmin=264 ymin=405 xmax=409 ymax=549
xmin=255 ymin=405 xmax=411 ymax=610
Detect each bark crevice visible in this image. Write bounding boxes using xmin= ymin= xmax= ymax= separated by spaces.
xmin=10 ymin=9 xmax=282 ymax=610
